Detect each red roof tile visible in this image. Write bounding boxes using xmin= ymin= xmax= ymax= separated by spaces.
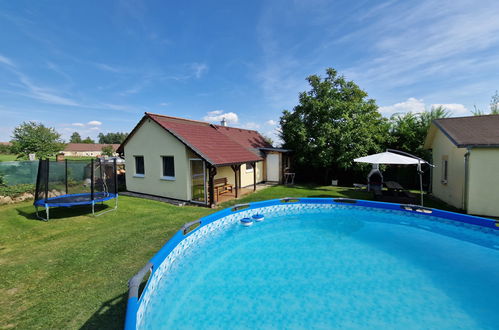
xmin=213 ymin=125 xmax=272 ymax=155
xmin=146 ymin=113 xmax=264 ymax=166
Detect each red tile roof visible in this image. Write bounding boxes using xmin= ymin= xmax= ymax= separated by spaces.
xmin=213 ymin=125 xmax=272 ymax=155
xmin=146 ymin=113 xmax=266 ymax=166
xmin=64 ymin=143 xmax=120 ymax=152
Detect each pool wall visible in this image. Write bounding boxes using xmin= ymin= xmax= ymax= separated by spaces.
xmin=124 ymin=198 xmax=498 ymax=329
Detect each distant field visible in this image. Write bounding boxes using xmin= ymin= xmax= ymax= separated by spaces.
xmin=0 ymin=154 xmax=17 ymax=162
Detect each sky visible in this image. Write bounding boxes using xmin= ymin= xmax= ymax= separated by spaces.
xmin=1 ymin=0 xmax=499 ymax=144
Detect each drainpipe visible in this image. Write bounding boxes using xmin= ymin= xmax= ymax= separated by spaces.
xmin=463 ymin=148 xmax=471 ymax=211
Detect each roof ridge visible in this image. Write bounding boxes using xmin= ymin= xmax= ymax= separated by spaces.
xmin=145 ymin=112 xmax=210 ymax=125
xmin=213 ymin=124 xmax=259 ymax=133
xmin=435 ymin=114 xmax=499 ymax=121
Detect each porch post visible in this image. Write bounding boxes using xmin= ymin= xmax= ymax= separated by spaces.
xmin=231 ymin=164 xmax=240 ymax=198
xmin=252 ymin=162 xmax=256 ymax=191
xmin=208 ymin=165 xmax=217 ymax=207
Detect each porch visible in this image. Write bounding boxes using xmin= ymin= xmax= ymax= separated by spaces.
xmin=214 ymin=183 xmax=276 ymax=204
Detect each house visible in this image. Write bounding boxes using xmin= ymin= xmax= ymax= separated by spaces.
xmin=117 ymin=112 xmax=291 ymax=206
xmin=62 ymin=143 xmax=120 ymax=157
xmin=424 ymin=114 xmax=499 ymax=217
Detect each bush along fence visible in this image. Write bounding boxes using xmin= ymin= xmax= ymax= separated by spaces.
xmin=0 ymin=159 xmax=127 ymax=205
xmin=0 ymin=161 xmax=38 ymax=204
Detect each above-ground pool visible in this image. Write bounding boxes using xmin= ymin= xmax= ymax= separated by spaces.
xmin=126 ymin=198 xmax=499 ymax=330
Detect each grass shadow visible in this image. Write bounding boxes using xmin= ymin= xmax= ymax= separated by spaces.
xmin=15 ymin=203 xmax=111 ymax=221
xmin=79 ymin=292 xmax=127 ymax=330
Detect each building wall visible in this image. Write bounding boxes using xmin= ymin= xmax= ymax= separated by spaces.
xmin=430 ymin=129 xmax=466 ymax=209
xmin=213 ymin=161 xmax=264 ymax=187
xmin=467 ymin=148 xmax=499 ymax=217
xmin=124 ymin=118 xmax=190 ymax=201
xmin=63 ymin=151 xmax=119 ymax=157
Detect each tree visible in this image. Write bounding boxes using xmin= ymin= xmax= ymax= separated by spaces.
xmin=10 ymin=121 xmax=66 ymax=159
xmin=490 ymin=90 xmax=499 ymax=115
xmin=472 ymin=91 xmax=499 ymax=116
xmin=70 ymin=132 xmax=82 ymax=143
xmin=388 ymin=105 xmax=450 ymax=159
xmin=279 ymin=68 xmax=390 ymax=183
xmin=262 ymin=135 xmax=274 ymax=147
xmin=81 ymin=136 xmax=95 ymax=144
xmin=101 ymin=145 xmax=114 ymax=156
xmin=98 ymin=132 xmax=128 ymax=144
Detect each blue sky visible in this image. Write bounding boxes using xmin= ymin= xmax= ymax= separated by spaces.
xmin=1 ymin=0 xmax=499 ymax=143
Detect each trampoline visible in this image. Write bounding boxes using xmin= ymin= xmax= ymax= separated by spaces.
xmin=34 ymin=158 xmax=119 ymax=221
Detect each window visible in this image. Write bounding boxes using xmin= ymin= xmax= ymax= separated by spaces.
xmin=246 ymin=162 xmax=254 ymax=173
xmin=161 ymin=156 xmax=175 ymax=180
xmin=134 ymin=156 xmax=145 ymax=177
xmin=441 ymin=157 xmax=448 ymax=184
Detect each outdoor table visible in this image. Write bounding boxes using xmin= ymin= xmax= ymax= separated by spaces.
xmin=385 ymin=181 xmax=404 ymax=196
xmin=284 ymin=173 xmax=295 ymax=185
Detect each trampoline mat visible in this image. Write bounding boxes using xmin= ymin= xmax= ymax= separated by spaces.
xmin=34 ymin=192 xmax=117 ymax=207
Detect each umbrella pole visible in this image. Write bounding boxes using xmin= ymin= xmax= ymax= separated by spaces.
xmin=418 ymin=160 xmax=423 ymax=206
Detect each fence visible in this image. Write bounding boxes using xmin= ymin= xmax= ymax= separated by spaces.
xmin=0 ymin=161 xmax=39 ymax=186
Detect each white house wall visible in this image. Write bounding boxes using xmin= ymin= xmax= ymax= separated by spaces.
xmin=467 ymin=148 xmax=499 ymax=217
xmin=124 ymin=118 xmax=190 ymax=201
xmin=430 ymin=129 xmax=466 ymax=209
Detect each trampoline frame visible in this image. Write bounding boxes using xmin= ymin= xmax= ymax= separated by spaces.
xmin=34 ymin=192 xmax=119 ymax=221
xmin=33 ymin=158 xmax=119 ymax=221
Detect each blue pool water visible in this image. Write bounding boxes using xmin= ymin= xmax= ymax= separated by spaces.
xmin=138 ymin=206 xmax=499 ymax=329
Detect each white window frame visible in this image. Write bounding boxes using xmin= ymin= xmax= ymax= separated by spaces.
xmin=134 ymin=155 xmax=145 ymax=178
xmin=160 ymin=155 xmax=175 ymax=181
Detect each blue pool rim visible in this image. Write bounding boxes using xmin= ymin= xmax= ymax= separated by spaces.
xmin=124 ymin=197 xmax=498 ymax=329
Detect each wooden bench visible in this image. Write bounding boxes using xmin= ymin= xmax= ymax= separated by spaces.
xmin=214 ymin=178 xmax=233 ymax=200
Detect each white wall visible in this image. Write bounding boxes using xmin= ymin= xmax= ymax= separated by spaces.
xmin=124 ymin=118 xmax=191 ymax=201
xmin=467 ymin=148 xmax=499 ymax=217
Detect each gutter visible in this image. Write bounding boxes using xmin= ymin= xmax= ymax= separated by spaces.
xmin=463 ymin=148 xmax=471 ymax=211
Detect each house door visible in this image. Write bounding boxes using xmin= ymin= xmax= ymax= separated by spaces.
xmin=190 ymin=159 xmax=206 ymax=203
xmin=266 ymin=154 xmax=279 ymax=182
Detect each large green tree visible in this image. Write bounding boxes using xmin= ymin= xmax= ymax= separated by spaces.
xmin=98 ymin=132 xmax=128 ymax=144
xmin=10 ymin=121 xmax=66 ymax=159
xmin=280 ymin=68 xmax=390 ymax=183
xmin=388 ymin=106 xmax=450 ymax=159
xmin=69 ymin=132 xmax=82 ymax=143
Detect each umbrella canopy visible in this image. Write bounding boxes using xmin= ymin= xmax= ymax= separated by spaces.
xmin=354 ymin=151 xmax=425 ymax=165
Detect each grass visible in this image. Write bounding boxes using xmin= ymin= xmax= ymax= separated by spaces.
xmin=0 ymin=184 xmax=459 ymax=329
xmin=0 ymin=154 xmax=17 ymax=162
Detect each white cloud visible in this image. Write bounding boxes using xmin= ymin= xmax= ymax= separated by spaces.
xmin=191 ymin=63 xmax=208 ymax=79
xmin=159 ymin=102 xmax=170 ymax=107
xmin=241 ymin=122 xmax=261 ymax=130
xmin=203 ymin=110 xmax=238 ymax=124
xmin=89 ymin=126 xmax=100 ymax=130
xmin=87 ymin=120 xmax=102 ymax=126
xmin=380 ymin=98 xmax=470 ymax=117
xmin=0 ymin=54 xmax=14 ymax=67
xmin=379 ymin=98 xmax=425 ymax=116
xmin=431 ymin=103 xmax=468 ymax=116
xmin=265 ymin=119 xmax=277 ymax=126
xmin=72 ymin=123 xmax=85 ymax=127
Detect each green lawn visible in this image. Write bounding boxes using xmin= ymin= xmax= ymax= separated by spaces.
xmin=0 ymin=154 xmax=17 ymax=162
xmin=0 ymin=185 xmax=458 ymax=329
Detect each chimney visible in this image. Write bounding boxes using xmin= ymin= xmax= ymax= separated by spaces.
xmin=220 ymin=117 xmax=227 ymax=126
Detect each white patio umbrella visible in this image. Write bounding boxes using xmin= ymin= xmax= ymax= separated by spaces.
xmin=354 ymin=150 xmax=431 ymax=206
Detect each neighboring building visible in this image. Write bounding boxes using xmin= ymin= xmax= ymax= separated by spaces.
xmin=62 ymin=143 xmax=120 ymax=157
xmin=118 ymin=112 xmax=291 ymax=206
xmin=424 ymin=114 xmax=499 ymax=217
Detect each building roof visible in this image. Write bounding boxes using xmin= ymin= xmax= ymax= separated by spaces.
xmin=425 ymin=114 xmax=499 ymax=148
xmin=64 ymin=143 xmax=120 ymax=152
xmin=119 ymin=113 xmax=273 ymax=166
xmin=0 ymin=142 xmax=12 ymax=146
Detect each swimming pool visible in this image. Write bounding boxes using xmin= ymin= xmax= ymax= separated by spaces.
xmin=125 ymin=198 xmax=499 ymax=329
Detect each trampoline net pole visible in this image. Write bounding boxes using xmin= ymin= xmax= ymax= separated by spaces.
xmin=90 ymin=159 xmax=94 ymax=201
xmin=113 ymin=158 xmax=118 ymax=195
xmin=65 ymin=159 xmax=68 ymax=195
xmin=45 ymin=159 xmax=49 ymax=201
